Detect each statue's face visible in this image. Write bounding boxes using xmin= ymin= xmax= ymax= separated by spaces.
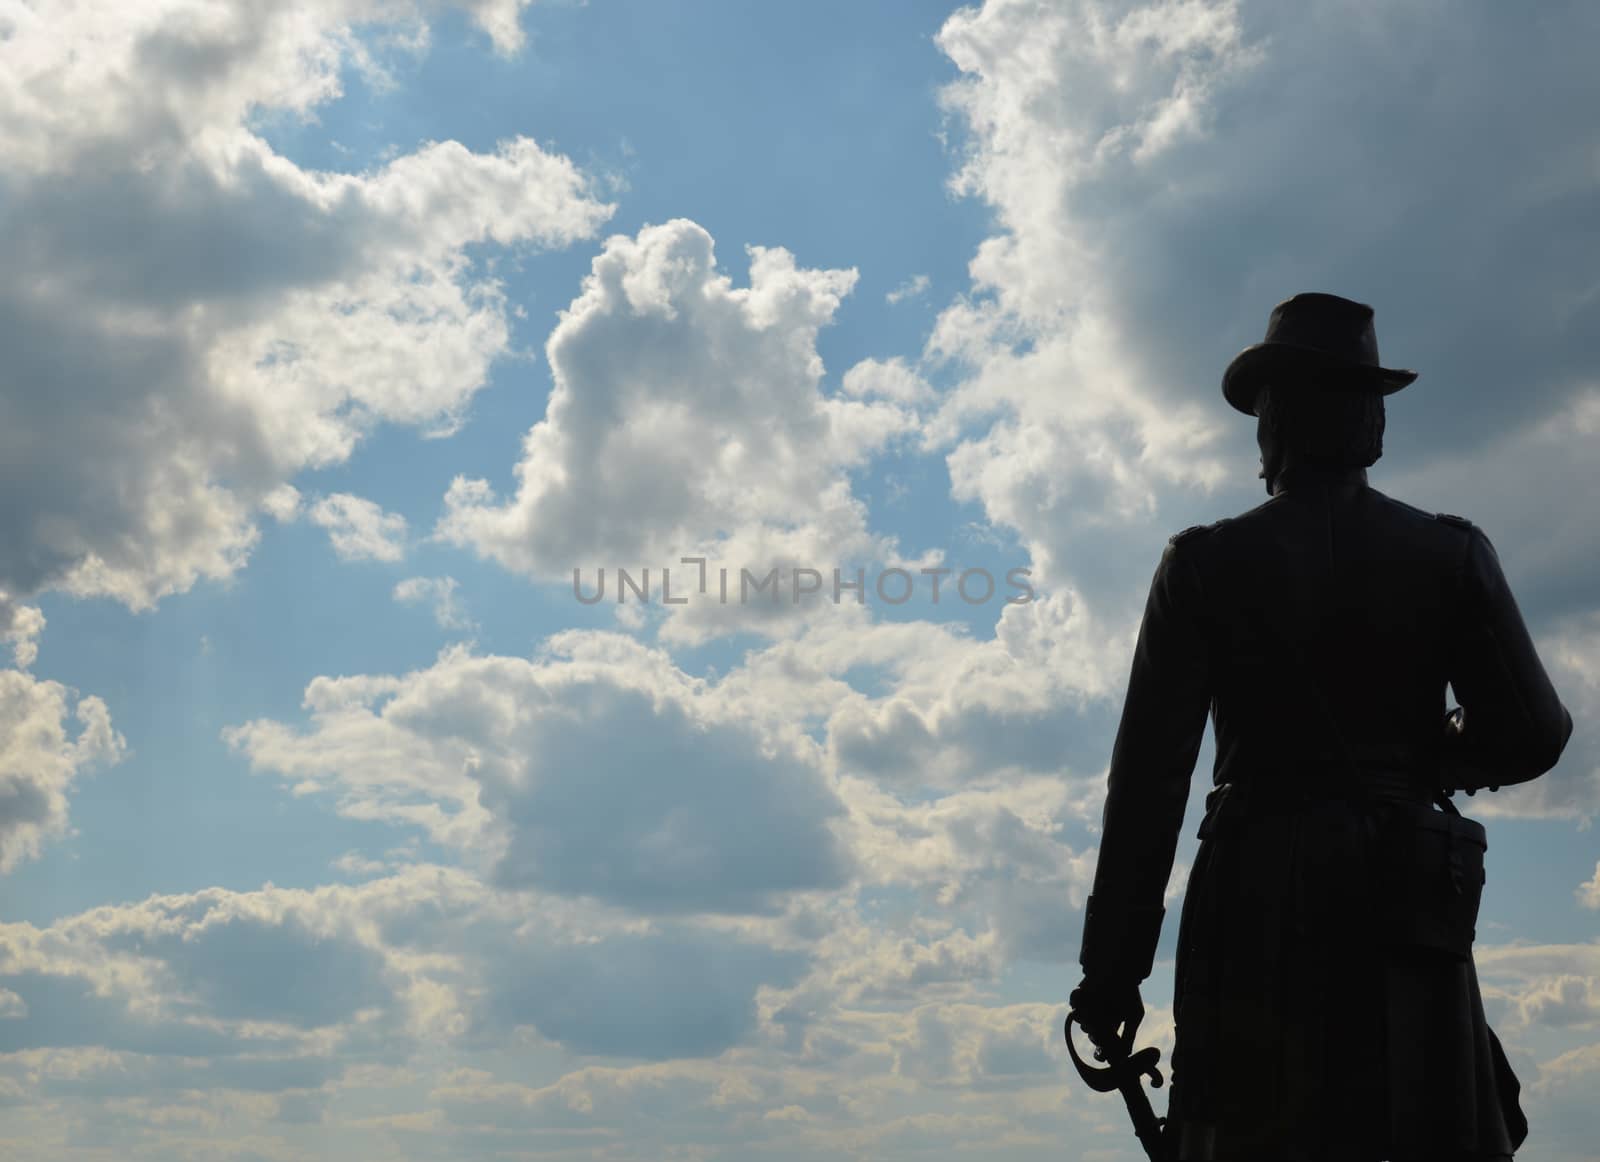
xmin=1256 ymin=398 xmax=1285 ymax=494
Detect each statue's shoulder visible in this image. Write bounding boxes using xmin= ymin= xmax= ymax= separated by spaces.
xmin=1168 ymin=516 xmax=1233 ymax=551
xmin=1170 ymin=520 xmax=1218 ymax=547
xmin=1430 ymin=510 xmax=1488 ymax=560
xmin=1371 ymin=490 xmax=1478 ymax=536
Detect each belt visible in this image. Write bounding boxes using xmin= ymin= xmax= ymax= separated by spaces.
xmin=1214 ymin=764 xmax=1436 ymax=810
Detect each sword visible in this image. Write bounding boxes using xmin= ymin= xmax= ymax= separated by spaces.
xmin=1064 ymin=1008 xmax=1170 ymax=1161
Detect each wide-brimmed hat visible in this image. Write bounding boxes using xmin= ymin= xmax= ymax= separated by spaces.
xmin=1222 ymin=292 xmax=1417 ymax=415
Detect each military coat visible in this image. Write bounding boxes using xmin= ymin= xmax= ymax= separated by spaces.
xmin=1079 ymin=461 xmax=1574 ymax=1161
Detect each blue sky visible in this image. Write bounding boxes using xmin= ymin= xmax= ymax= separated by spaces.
xmin=1 ymin=1 xmax=1598 ymax=1159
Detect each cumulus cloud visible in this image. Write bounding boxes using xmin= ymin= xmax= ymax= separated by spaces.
xmin=224 ymin=635 xmax=855 ymax=914
xmin=332 ymin=850 xmax=394 ymax=879
xmin=1471 ymin=938 xmax=1600 ymax=1159
xmin=820 ymin=595 xmax=1132 ymax=793
xmin=482 ymin=926 xmax=807 ymax=1060
xmin=0 ymin=0 xmax=613 ymax=627
xmin=1522 ymin=1040 xmax=1600 ymax=1161
xmin=842 ymin=356 xmax=937 ymax=405
xmin=220 ymin=613 xmax=1114 ymax=964
xmin=393 ymin=576 xmax=474 ymax=632
xmin=0 ymin=868 xmax=857 ymax=1148
xmin=1579 ymin=863 xmax=1600 ymax=910
xmin=922 ymin=0 xmax=1600 ymax=641
xmin=886 ymin=274 xmax=930 ymax=305
xmin=259 ymin=484 xmax=303 ymax=524
xmin=421 ymin=998 xmax=1105 ymax=1155
xmin=436 ymin=218 xmax=928 ymax=641
xmin=927 ymin=0 xmax=1254 ymax=593
xmin=426 ymin=1059 xmax=843 ymax=1151
xmin=1442 ymin=609 xmax=1600 ymax=822
xmin=310 ymin=493 xmax=409 ymax=563
xmin=843 ymin=774 xmax=1099 ymax=963
xmin=6 ymin=0 xmax=1599 ymax=1157
xmin=0 ymin=670 xmax=125 ymax=874
xmin=885 ymin=1002 xmax=1066 ymax=1090
xmin=883 ymin=0 xmax=1600 ymax=851
xmin=1385 ymin=391 xmax=1600 ymax=625
xmin=0 ymin=868 xmax=478 ymax=1064
xmin=829 ymin=926 xmax=1001 ymax=1005
xmin=1 ymin=605 xmax=45 ymax=669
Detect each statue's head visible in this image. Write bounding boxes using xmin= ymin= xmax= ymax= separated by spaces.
xmin=1221 ymin=292 xmax=1415 ymax=493
xmin=1254 ymin=377 xmax=1386 ymax=491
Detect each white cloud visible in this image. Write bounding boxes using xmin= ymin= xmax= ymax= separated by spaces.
xmin=1384 ymin=390 xmax=1600 ymax=625
xmin=922 ymin=0 xmax=1257 ymax=628
xmin=1473 ymin=942 xmax=1600 ymax=1032
xmin=841 ymin=774 xmax=1099 ymax=963
xmin=259 ymin=484 xmax=303 ymax=524
xmin=481 ymin=925 xmax=807 ymax=1060
xmin=436 ymin=218 xmax=925 ymax=641
xmin=0 ymin=868 xmax=899 ymax=1147
xmin=332 ymin=851 xmax=392 ymax=878
xmin=0 ymin=669 xmax=125 ymax=874
xmin=223 ymin=636 xmax=855 ymax=914
xmin=804 ymin=923 xmax=1002 ymax=1007
xmin=219 ymin=611 xmax=1117 ymax=966
xmin=883 ymin=1002 xmax=1068 ymax=1090
xmin=0 ymin=866 xmax=502 ymax=1054
xmin=842 ymin=356 xmax=936 ymax=405
xmin=922 ymin=0 xmax=1600 ymax=645
xmin=0 ymin=866 xmax=1587 ymax=1159
xmin=603 ymin=598 xmax=1120 ymax=794
xmin=0 ymin=0 xmax=613 ymax=627
xmin=1 ymin=605 xmax=44 ymax=669
xmin=886 ymin=274 xmax=930 ymax=305
xmin=1579 ymin=863 xmax=1600 ymax=910
xmin=1430 ymin=608 xmax=1600 ymax=822
xmin=1522 ymin=1038 xmax=1600 ymax=1162
xmin=393 ymin=576 xmax=474 ymax=631
xmin=459 ymin=0 xmax=536 ymax=55
xmin=310 ymin=494 xmax=409 ymax=563
xmin=5 ymin=2 xmax=1600 ymax=1158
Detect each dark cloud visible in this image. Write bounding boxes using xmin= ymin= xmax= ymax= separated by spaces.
xmin=121 ymin=913 xmax=392 ymax=1029
xmin=485 ymin=680 xmax=853 ymax=913
xmin=0 ymin=970 xmax=239 ymax=1056
xmin=483 ymin=927 xmax=806 ymax=1060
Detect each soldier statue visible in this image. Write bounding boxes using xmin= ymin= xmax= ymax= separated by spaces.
xmin=1068 ymin=292 xmax=1575 ymax=1161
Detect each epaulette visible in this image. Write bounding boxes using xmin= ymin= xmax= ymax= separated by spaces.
xmin=1435 ymin=512 xmax=1473 ymax=530
xmin=1169 ymin=519 xmax=1224 ymax=547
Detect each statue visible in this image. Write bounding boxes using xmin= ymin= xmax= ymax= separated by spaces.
xmin=1067 ymin=293 xmax=1575 ymax=1160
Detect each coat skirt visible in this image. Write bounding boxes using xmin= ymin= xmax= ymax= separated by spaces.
xmin=1164 ymin=779 xmax=1526 ymax=1162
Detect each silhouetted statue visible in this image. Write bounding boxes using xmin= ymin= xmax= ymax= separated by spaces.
xmin=1068 ymin=293 xmax=1575 ymax=1161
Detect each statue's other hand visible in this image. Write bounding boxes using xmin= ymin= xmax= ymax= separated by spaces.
xmin=1440 ymin=705 xmax=1500 ymax=794
xmin=1069 ymin=975 xmax=1145 ymax=1054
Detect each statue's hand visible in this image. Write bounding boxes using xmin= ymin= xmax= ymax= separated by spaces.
xmin=1069 ymin=975 xmax=1144 ymax=1055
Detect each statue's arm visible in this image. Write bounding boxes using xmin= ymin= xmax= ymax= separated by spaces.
xmin=1442 ymin=522 xmax=1574 ymax=790
xmin=1079 ymin=533 xmax=1212 ymax=984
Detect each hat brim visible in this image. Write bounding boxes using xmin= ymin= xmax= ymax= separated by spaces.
xmin=1222 ymin=342 xmax=1418 ymax=416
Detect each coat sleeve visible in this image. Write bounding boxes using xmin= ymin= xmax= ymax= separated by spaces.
xmin=1079 ymin=531 xmax=1213 ymax=984
xmin=1441 ymin=521 xmax=1574 ymax=789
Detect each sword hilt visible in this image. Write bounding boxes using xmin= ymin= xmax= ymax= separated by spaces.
xmin=1064 ymin=1011 xmax=1164 ymax=1091
xmin=1064 ymin=1011 xmax=1171 ymax=1161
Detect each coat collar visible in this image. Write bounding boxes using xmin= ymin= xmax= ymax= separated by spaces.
xmin=1271 ymin=462 xmax=1369 ymax=496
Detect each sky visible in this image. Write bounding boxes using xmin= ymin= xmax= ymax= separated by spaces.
xmin=0 ymin=0 xmax=1598 ymax=1159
